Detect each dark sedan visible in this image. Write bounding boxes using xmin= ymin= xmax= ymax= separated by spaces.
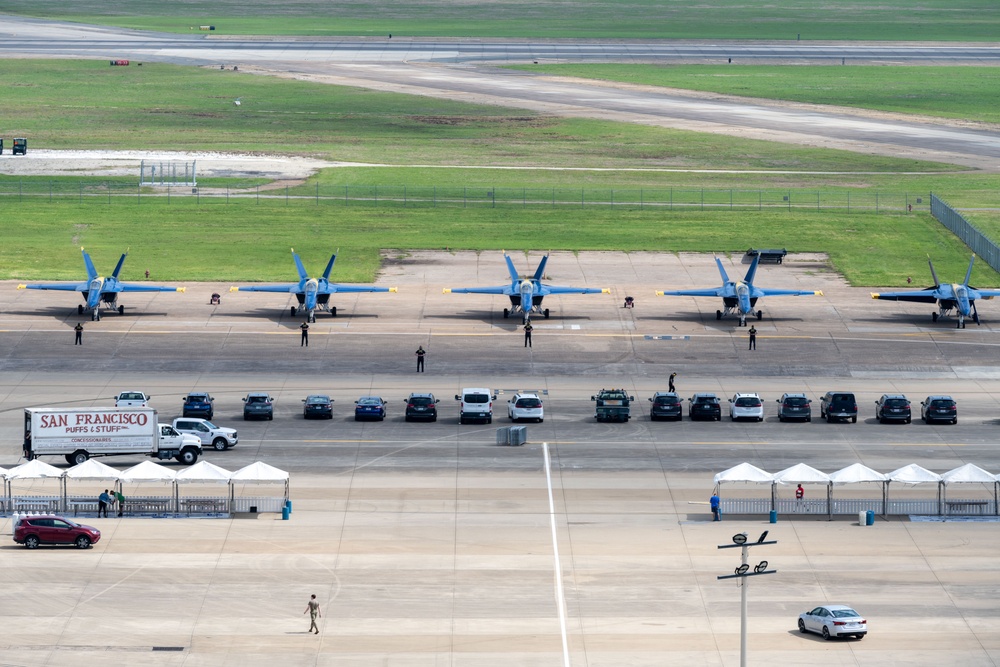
xmin=182 ymin=392 xmax=215 ymax=419
xmin=921 ymin=395 xmax=957 ymax=424
xmin=649 ymin=392 xmax=683 ymax=421
xmin=303 ymin=395 xmax=334 ymax=419
xmin=689 ymin=393 xmax=722 ymax=421
xmin=355 ymin=396 xmax=387 ymax=421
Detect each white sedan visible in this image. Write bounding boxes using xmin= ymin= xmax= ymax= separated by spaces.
xmin=798 ymin=605 xmax=867 ymax=640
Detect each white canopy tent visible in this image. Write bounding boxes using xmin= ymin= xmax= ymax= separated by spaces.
xmin=230 ymin=462 xmax=290 ymax=512
xmin=6 ymin=459 xmax=66 ymax=513
xmin=119 ymin=461 xmax=178 ymax=514
xmin=62 ymin=459 xmax=123 ymax=514
xmin=176 ymin=461 xmax=233 ymax=514
xmin=773 ymin=463 xmax=833 ymax=517
xmin=829 ymin=463 xmax=888 ymax=515
xmin=941 ymin=463 xmax=999 ymax=515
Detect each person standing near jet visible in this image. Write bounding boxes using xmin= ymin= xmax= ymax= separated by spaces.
xmin=748 ymin=325 xmax=757 ymax=350
xmin=300 ymin=322 xmax=309 ymax=347
xmin=74 ymin=322 xmax=84 ymax=345
xmin=415 ymin=346 xmax=425 ymax=372
xmin=524 ymin=321 xmax=533 ymax=348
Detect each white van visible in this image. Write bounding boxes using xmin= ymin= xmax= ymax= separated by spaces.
xmin=455 ymin=388 xmax=496 ymax=424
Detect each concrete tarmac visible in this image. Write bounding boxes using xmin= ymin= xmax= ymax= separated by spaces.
xmin=2 ymin=251 xmax=1000 ymax=666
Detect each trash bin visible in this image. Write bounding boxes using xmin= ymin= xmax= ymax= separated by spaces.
xmin=282 ymin=506 xmax=290 ymax=520
xmin=769 ymin=510 xmax=777 ymax=524
xmin=858 ymin=511 xmax=867 ymax=526
xmin=285 ymin=500 xmax=293 ymax=514
xmin=866 ymin=510 xmax=875 ymax=526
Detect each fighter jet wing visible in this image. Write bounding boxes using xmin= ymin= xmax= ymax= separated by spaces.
xmin=970 ymin=289 xmax=1000 ymax=299
xmin=870 ymin=289 xmax=939 ymax=304
xmin=18 ymin=282 xmax=89 ymax=292
xmin=114 ymin=282 xmax=185 ymax=293
xmin=540 ymin=285 xmax=610 ymax=295
xmin=324 ymin=284 xmax=396 ymax=294
xmin=656 ymin=287 xmax=726 ymax=297
xmin=443 ymin=286 xmax=513 ymax=295
xmin=231 ymin=284 xmax=301 ymax=294
xmin=752 ymin=288 xmax=823 ymax=298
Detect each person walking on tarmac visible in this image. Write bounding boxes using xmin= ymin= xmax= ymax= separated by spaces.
xmin=523 ymin=320 xmax=533 ymax=348
xmin=300 ymin=321 xmax=309 ymax=347
xmin=74 ymin=322 xmax=84 ymax=345
xmin=748 ymin=325 xmax=757 ymax=350
xmin=668 ymin=372 xmax=677 ymax=393
xmin=415 ymin=345 xmax=425 ymax=372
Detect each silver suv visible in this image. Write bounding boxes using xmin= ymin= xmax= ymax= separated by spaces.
xmin=776 ymin=393 xmax=812 ymax=422
xmin=242 ymin=392 xmax=274 ymax=421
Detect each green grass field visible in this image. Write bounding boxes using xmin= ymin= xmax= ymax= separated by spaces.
xmin=3 ymin=0 xmax=998 ymax=40
xmin=0 ymin=61 xmax=965 ymax=174
xmin=3 ymin=202 xmax=996 ymax=288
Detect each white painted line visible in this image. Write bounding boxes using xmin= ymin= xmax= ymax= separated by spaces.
xmin=543 ymin=442 xmax=572 ymax=667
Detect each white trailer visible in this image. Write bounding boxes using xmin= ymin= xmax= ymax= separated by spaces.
xmin=24 ymin=407 xmax=202 ymax=466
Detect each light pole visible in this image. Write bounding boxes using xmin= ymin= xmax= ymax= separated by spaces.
xmin=717 ymin=531 xmax=777 ymax=667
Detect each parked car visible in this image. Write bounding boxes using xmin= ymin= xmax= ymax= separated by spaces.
xmin=242 ymin=392 xmax=274 ymax=421
xmin=648 ymin=392 xmax=682 ymax=421
xmin=172 ymin=417 xmax=238 ymax=451
xmin=115 ymin=391 xmax=150 ymax=408
xmin=182 ymin=392 xmax=215 ymax=419
xmin=404 ymin=393 xmax=439 ymax=422
xmin=777 ymin=393 xmax=812 ymax=422
xmin=455 ymin=388 xmax=495 ymax=424
xmin=689 ymin=393 xmax=722 ymax=421
xmin=355 ymin=396 xmax=387 ymax=421
xmin=508 ymin=393 xmax=544 ymax=423
xmin=875 ymin=393 xmax=911 ymax=423
xmin=921 ymin=395 xmax=958 ymax=424
xmin=798 ymin=605 xmax=867 ymax=640
xmin=729 ymin=393 xmax=764 ymax=421
xmin=302 ymin=395 xmax=334 ymax=419
xmin=14 ymin=515 xmax=101 ymax=549
xmin=820 ymin=391 xmax=858 ymax=423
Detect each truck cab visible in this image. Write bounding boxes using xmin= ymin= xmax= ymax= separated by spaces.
xmin=172 ymin=418 xmax=238 ymax=451
xmin=592 ymin=389 xmax=635 ymax=422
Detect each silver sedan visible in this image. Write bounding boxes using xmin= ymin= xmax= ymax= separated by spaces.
xmin=798 ymin=605 xmax=867 ymax=640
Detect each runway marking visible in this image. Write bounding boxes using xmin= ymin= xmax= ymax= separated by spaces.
xmin=303 ymin=439 xmax=380 ymax=443
xmin=543 ymin=443 xmax=572 ymax=667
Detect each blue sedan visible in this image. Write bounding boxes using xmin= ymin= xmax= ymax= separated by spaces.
xmin=355 ymin=396 xmax=387 ymax=421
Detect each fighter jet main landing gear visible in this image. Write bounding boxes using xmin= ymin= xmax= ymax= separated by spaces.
xmin=716 ymin=310 xmax=722 ymax=320
xmin=931 ymin=312 xmax=938 ymax=322
xmin=78 ymin=304 xmax=84 ymax=315
xmin=330 ymin=306 xmax=337 ymax=317
xmin=290 ymin=306 xmax=297 ymax=316
xmin=503 ymin=308 xmax=510 ymax=319
xmin=118 ymin=305 xmax=125 ymax=315
xmin=543 ymin=308 xmax=550 ymax=319
xmin=756 ymin=310 xmax=763 ymax=321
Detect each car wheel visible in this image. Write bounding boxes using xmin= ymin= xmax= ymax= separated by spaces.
xmin=806 ymin=416 xmax=811 ymax=422
xmin=798 ymin=619 xmax=807 ymax=634
xmin=24 ymin=535 xmax=40 ymax=549
xmin=268 ymin=414 xmax=273 ymax=421
xmin=855 ymin=634 xmax=864 ymax=640
xmin=212 ymin=438 xmax=228 ymax=451
xmin=487 ymin=417 xmax=492 ymax=424
xmin=431 ymin=416 xmax=437 ymax=422
xmin=822 ymin=626 xmax=832 ymax=641
xmin=952 ymin=418 xmax=958 ymax=424
xmin=778 ymin=415 xmax=784 ymax=422
xmin=75 ymin=535 xmax=92 ymax=549
xmin=906 ymin=417 xmax=911 ymax=424
xmin=758 ymin=417 xmax=763 ymax=422
xmin=851 ymin=416 xmax=857 ymax=423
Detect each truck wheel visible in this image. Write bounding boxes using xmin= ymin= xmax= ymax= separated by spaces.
xmin=212 ymin=438 xmax=228 ymax=451
xmin=70 ymin=450 xmax=90 ymax=465
xmin=177 ymin=449 xmax=199 ymax=465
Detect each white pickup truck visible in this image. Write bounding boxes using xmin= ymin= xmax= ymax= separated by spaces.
xmin=171 ymin=417 xmax=238 ymax=451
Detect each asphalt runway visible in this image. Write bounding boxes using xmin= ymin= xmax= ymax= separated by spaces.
xmin=3 ymin=17 xmax=1000 ymax=170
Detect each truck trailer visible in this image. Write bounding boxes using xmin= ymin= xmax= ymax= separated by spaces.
xmin=24 ymin=407 xmax=202 ymax=466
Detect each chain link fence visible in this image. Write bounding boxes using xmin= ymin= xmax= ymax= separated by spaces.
xmin=931 ymin=194 xmax=1000 ymax=273
xmin=0 ymin=180 xmax=928 ymax=213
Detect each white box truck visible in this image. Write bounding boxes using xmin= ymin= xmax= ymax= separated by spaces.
xmin=23 ymin=407 xmax=202 ymax=466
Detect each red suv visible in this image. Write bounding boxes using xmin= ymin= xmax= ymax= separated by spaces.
xmin=14 ymin=515 xmax=101 ymax=549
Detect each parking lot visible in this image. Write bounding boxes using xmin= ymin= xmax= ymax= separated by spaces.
xmin=1 ymin=251 xmax=1000 ymax=665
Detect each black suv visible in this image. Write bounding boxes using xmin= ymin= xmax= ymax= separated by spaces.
xmin=776 ymin=393 xmax=811 ymax=422
xmin=404 ymin=393 xmax=439 ymax=422
xmin=820 ymin=391 xmax=858 ymax=423
xmin=689 ymin=393 xmax=722 ymax=421
xmin=182 ymin=392 xmax=215 ymax=419
xmin=876 ymin=394 xmax=912 ymax=424
xmin=921 ymin=395 xmax=957 ymax=424
xmin=649 ymin=392 xmax=683 ymax=421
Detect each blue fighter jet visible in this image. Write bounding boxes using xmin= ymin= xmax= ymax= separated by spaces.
xmin=871 ymin=255 xmax=1000 ymax=329
xmin=230 ymin=249 xmax=396 ymax=322
xmin=443 ymin=252 xmax=610 ymax=324
xmin=656 ymin=254 xmax=822 ymax=326
xmin=17 ymin=247 xmax=185 ymax=321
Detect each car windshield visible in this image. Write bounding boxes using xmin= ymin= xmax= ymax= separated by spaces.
xmin=884 ymin=398 xmax=908 ymax=407
xmin=832 ymin=609 xmax=859 ymax=618
xmin=202 ymin=421 xmax=218 ymax=429
xmin=410 ymin=397 xmax=434 ymax=405
xmin=735 ymin=397 xmax=761 ymax=407
xmin=358 ymin=397 xmax=382 ymax=406
xmin=517 ymin=398 xmax=541 ymax=408
xmin=655 ymin=396 xmax=679 ymax=405
xmin=784 ymin=397 xmax=808 ymax=405
xmin=464 ymin=394 xmax=489 ymax=403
